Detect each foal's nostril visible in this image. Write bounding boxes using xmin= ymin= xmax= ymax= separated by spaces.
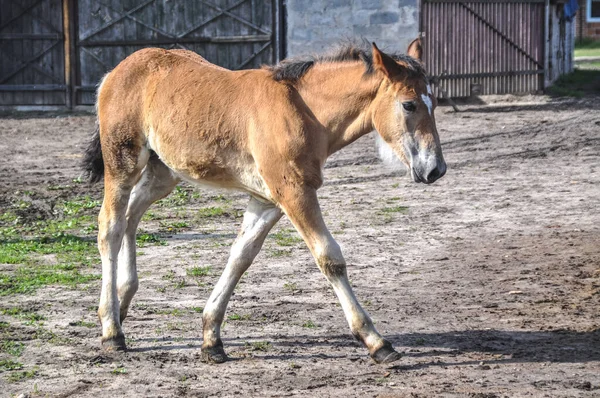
xmin=426 ymin=167 xmax=441 ymax=183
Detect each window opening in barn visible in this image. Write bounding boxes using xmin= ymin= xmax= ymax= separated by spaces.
xmin=588 ymin=0 xmax=600 ymax=21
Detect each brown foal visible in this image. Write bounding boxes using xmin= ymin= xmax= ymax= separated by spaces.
xmin=83 ymin=38 xmax=446 ymax=364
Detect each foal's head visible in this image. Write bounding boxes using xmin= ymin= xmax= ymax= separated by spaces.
xmin=370 ymin=39 xmax=446 ymax=184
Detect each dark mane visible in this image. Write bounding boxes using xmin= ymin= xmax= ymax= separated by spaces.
xmin=268 ymin=43 xmax=426 ymax=83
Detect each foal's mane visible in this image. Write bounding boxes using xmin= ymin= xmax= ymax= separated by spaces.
xmin=268 ymin=43 xmax=426 ymax=83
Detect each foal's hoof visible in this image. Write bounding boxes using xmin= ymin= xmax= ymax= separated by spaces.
xmin=101 ymin=333 xmax=127 ymax=352
xmin=201 ymin=346 xmax=229 ymax=364
xmin=371 ymin=343 xmax=402 ymax=364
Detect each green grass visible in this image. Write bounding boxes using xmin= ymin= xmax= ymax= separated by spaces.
xmin=268 ymin=248 xmax=293 ymax=257
xmin=271 ymin=229 xmax=303 ymax=247
xmin=186 ymin=266 xmax=211 ymax=277
xmin=575 ymin=48 xmax=600 ymax=58
xmin=136 ymin=233 xmax=167 ymax=247
xmin=0 ymin=234 xmax=100 ymax=295
xmin=0 ymin=359 xmax=23 ymax=371
xmin=0 ymin=341 xmax=25 ymax=357
xmin=61 ymin=197 xmax=100 ymax=216
xmin=579 ymin=61 xmax=600 ymax=69
xmin=245 ymin=341 xmax=271 ymax=352
xmin=0 ymin=194 xmax=104 ymax=296
xmin=302 ymin=320 xmax=317 ymax=328
xmin=159 ymin=220 xmax=190 ymax=232
xmin=283 ymin=281 xmax=298 ymax=292
xmin=69 ymin=320 xmax=95 ymax=328
xmin=548 ymin=69 xmax=600 ymax=97
xmin=196 ymin=206 xmax=226 ymax=218
xmin=575 ymin=38 xmax=600 ymax=57
xmin=173 ymin=278 xmax=186 ymax=289
xmin=111 ymin=366 xmax=127 ymax=375
xmin=0 ymin=307 xmax=45 ymax=324
xmin=227 ymin=313 xmax=251 ymax=321
xmin=6 ymin=367 xmax=37 ymax=383
xmin=378 ymin=206 xmax=409 ymax=214
xmin=157 ymin=186 xmax=193 ymax=207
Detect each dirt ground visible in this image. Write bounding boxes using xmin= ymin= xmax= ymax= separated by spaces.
xmin=0 ymin=94 xmax=599 ymax=397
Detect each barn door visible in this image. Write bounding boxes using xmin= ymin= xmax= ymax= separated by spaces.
xmin=421 ymin=0 xmax=546 ymax=97
xmin=74 ymin=0 xmax=283 ymax=105
xmin=0 ymin=0 xmax=66 ymax=105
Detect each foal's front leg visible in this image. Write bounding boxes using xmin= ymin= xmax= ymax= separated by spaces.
xmin=201 ymin=197 xmax=282 ymax=363
xmin=280 ymin=187 xmax=401 ymax=364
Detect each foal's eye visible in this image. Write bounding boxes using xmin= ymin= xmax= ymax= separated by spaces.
xmin=402 ymin=101 xmax=416 ymax=112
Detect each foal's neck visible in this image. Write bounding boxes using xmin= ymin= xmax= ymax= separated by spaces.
xmin=295 ymin=63 xmax=381 ymax=155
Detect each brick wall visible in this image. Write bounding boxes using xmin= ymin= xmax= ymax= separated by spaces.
xmin=576 ymin=0 xmax=600 ymax=39
xmin=285 ymin=0 xmax=419 ymax=57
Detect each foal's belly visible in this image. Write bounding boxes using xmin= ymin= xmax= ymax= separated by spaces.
xmin=150 ymin=140 xmax=273 ymax=202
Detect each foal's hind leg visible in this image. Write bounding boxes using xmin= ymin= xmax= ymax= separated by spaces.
xmin=279 ymin=186 xmax=401 ymax=364
xmin=202 ymin=197 xmax=282 ymax=363
xmin=97 ymin=131 xmax=149 ymax=351
xmin=117 ymin=156 xmax=179 ymax=324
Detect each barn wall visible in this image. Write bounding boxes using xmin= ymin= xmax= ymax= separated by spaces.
xmin=546 ymin=4 xmax=575 ymax=86
xmin=285 ymin=0 xmax=419 ymax=57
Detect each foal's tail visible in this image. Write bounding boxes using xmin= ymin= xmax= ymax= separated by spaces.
xmin=82 ymin=125 xmax=104 ymax=183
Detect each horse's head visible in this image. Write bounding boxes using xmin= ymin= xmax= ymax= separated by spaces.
xmin=370 ymin=39 xmax=446 ymax=184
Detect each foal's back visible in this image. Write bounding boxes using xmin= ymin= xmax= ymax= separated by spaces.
xmin=97 ymin=48 xmax=325 ymax=196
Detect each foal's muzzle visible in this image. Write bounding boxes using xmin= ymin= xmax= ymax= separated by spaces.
xmin=411 ymin=159 xmax=446 ymax=184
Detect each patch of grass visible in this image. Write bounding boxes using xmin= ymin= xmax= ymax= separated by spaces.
xmin=68 ymin=320 xmax=95 ymax=328
xmin=227 ymin=313 xmax=251 ymax=321
xmin=0 ymin=307 xmax=44 ymax=320
xmin=111 ymin=366 xmax=127 ymax=375
xmin=162 ymin=270 xmax=176 ymax=280
xmin=6 ymin=367 xmax=37 ymax=383
xmin=160 ymin=220 xmax=190 ymax=232
xmin=271 ymin=229 xmax=302 ymax=247
xmin=0 ymin=262 xmax=99 ymax=296
xmin=548 ymin=69 xmax=600 ymax=97
xmin=197 ymin=206 xmax=226 ymax=218
xmin=283 ymin=281 xmax=298 ymax=292
xmin=268 ymin=248 xmax=293 ymax=258
xmin=578 ymin=61 xmax=600 ymax=70
xmin=246 ymin=341 xmax=271 ymax=351
xmin=191 ymin=306 xmax=203 ymax=313
xmin=210 ymin=194 xmax=229 ymax=203
xmin=141 ymin=210 xmax=164 ymax=221
xmin=302 ymin=320 xmax=317 ymax=328
xmin=136 ymin=233 xmax=167 ymax=247
xmin=61 ymin=197 xmax=100 ymax=215
xmin=186 ymin=266 xmax=211 ymax=277
xmin=0 ymin=359 xmax=23 ymax=371
xmin=173 ymin=278 xmax=186 ymax=289
xmin=575 ymin=38 xmax=600 ymax=57
xmin=157 ymin=186 xmax=192 ymax=207
xmin=378 ymin=206 xmax=409 ymax=214
xmin=0 ymin=341 xmax=25 ymax=357
xmin=0 ymin=234 xmax=100 ymax=295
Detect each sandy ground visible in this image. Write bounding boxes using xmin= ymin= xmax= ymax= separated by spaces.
xmin=0 ymin=94 xmax=599 ymax=397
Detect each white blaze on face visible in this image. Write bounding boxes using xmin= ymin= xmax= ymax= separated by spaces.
xmin=421 ymin=84 xmax=433 ymax=115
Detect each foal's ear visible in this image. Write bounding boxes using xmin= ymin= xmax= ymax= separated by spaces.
xmin=372 ymin=42 xmax=401 ymax=80
xmin=407 ymin=37 xmax=423 ymax=62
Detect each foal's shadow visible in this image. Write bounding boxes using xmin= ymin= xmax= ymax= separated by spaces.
xmin=127 ymin=328 xmax=600 ymax=367
xmin=385 ymin=328 xmax=600 ymax=370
